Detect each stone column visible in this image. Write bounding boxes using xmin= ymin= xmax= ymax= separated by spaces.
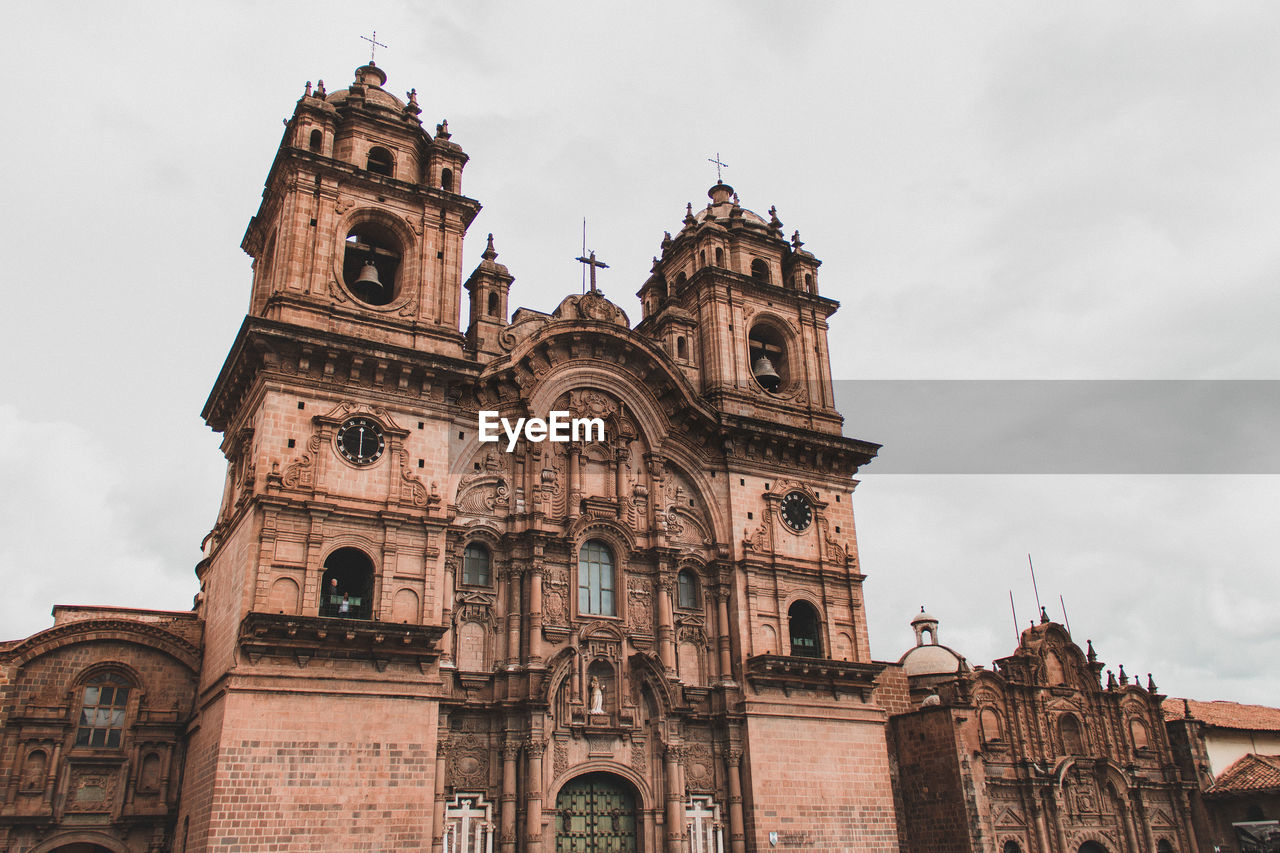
xmin=500 ymin=741 xmax=519 ymax=853
xmin=615 ymin=447 xmax=629 ymax=509
xmin=432 ymin=732 xmax=449 ymax=853
xmin=725 ymin=746 xmax=746 ymax=853
xmin=525 ymin=738 xmax=545 ymax=853
xmin=506 ymin=564 xmax=523 ymax=669
xmin=664 ymin=743 xmax=686 ymax=853
xmin=439 ymin=557 xmax=457 ymax=669
xmin=567 ymin=446 xmax=581 ymax=518
xmin=657 ymin=572 xmax=677 ymax=673
xmin=715 ymin=587 xmax=733 ymax=681
xmin=528 ymin=562 xmax=544 ymax=665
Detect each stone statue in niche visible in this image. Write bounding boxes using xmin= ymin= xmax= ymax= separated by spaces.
xmin=589 ymin=677 xmax=605 ymax=715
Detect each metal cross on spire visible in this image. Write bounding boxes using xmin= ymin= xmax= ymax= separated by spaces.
xmin=576 ymin=250 xmax=610 ymax=293
xmin=360 ymin=30 xmax=388 ymax=63
xmin=708 ymin=152 xmax=729 ymax=183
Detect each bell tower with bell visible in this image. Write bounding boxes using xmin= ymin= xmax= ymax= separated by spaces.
xmin=635 ymin=180 xmax=841 ymax=434
xmin=240 ymin=59 xmax=481 ymax=354
xmin=185 ymin=59 xmax=487 ymax=851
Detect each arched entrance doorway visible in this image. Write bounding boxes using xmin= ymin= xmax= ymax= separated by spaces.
xmin=1079 ymin=843 xmax=1109 ymax=853
xmin=555 ymin=771 xmax=638 ymax=852
xmin=49 ymin=845 xmax=114 ymax=853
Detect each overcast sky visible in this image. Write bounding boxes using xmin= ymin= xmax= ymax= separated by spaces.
xmin=2 ymin=3 xmax=1276 ymax=704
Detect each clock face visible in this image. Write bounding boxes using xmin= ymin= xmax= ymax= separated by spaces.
xmin=336 ymin=417 xmax=385 ymax=465
xmin=780 ymin=491 xmax=813 ymax=532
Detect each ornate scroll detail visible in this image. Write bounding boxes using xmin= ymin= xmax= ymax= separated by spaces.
xmin=544 ymin=568 xmax=569 ymax=627
xmin=398 ymin=449 xmax=429 ymax=506
xmin=631 ymin=738 xmax=648 ymax=773
xmin=66 ymin=766 xmax=120 ymax=813
xmin=627 ymin=577 xmax=653 ymax=633
xmin=742 ymin=519 xmax=771 ymax=554
xmin=684 ymin=741 xmax=716 ymax=793
xmin=282 ymin=434 xmax=321 ymax=489
xmin=449 ymin=733 xmax=490 ymax=789
xmin=553 ymin=740 xmax=569 ymax=778
xmin=456 ymin=451 xmax=510 ymax=516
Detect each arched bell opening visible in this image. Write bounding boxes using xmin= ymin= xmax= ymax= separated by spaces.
xmin=747 ymin=323 xmax=789 ymax=393
xmin=342 ymin=220 xmax=403 ymax=306
xmin=320 ymin=547 xmax=375 ymax=619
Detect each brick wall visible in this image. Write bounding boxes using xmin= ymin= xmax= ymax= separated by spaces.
xmin=741 ymin=698 xmax=900 ymax=852
xmin=186 ymin=688 xmax=439 ymax=852
xmin=890 ymin=706 xmax=974 ymax=853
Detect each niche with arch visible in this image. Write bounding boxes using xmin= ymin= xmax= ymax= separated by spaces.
xmin=586 ymin=659 xmax=617 ymax=717
xmin=1129 ymin=716 xmax=1150 ymax=751
xmin=308 ymin=129 xmax=323 ymax=152
xmin=441 ymin=167 xmax=454 ymax=192
xmin=267 ymin=576 xmax=301 ymax=615
xmin=1059 ymin=713 xmax=1085 ymax=755
xmin=342 ymin=220 xmax=404 ymax=306
xmin=20 ymin=748 xmax=48 ymax=791
xmin=980 ymin=707 xmax=1003 ymax=743
xmin=787 ymin=600 xmax=822 ymax=658
xmin=319 ymin=547 xmax=375 ymax=619
xmin=750 ymin=258 xmax=770 ymax=283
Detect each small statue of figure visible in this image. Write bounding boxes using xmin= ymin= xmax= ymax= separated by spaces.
xmin=589 ymin=677 xmax=605 ymax=715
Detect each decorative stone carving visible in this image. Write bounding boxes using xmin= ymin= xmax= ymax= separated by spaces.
xmin=66 ymin=766 xmax=120 ymax=813
xmin=627 ymin=577 xmax=653 ymax=633
xmin=282 ymin=434 xmax=321 ymax=489
xmin=684 ymin=741 xmax=715 ymax=793
xmin=449 ymin=733 xmax=490 ymax=789
xmin=544 ymin=568 xmax=569 ymax=626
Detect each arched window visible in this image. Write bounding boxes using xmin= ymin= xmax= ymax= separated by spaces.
xmin=441 ymin=167 xmax=454 ymax=192
xmin=1060 ymin=713 xmax=1084 ymax=754
xmin=366 ymin=146 xmax=394 ymax=176
xmin=1156 ymin=841 xmax=1175 ymax=853
xmin=715 ymin=247 xmax=724 ymax=266
xmin=1003 ymin=843 xmax=1023 ymax=853
xmin=308 ymin=129 xmax=323 ymax=152
xmin=487 ymin=291 xmax=499 ymax=317
xmin=462 ymin=542 xmax=491 ymax=586
xmin=75 ymin=672 xmax=131 ymax=748
xmin=675 ymin=272 xmax=687 ymax=291
xmin=804 ymin=272 xmax=813 ymax=292
xmin=320 ymin=547 xmax=375 ymax=619
xmin=676 ymin=336 xmax=688 ymax=360
xmin=788 ymin=600 xmax=821 ymax=657
xmin=750 ymin=258 xmax=770 ymax=283
xmin=677 ymin=569 xmax=699 ymax=610
xmin=578 ymin=540 xmax=615 ymax=616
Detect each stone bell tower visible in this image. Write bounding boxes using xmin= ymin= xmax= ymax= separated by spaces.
xmin=240 ymin=61 xmax=480 ymax=353
xmin=181 ymin=61 xmax=486 ymax=851
xmin=635 ymin=181 xmax=840 ymax=434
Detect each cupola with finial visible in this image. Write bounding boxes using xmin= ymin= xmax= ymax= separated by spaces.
xmin=464 ymin=234 xmax=515 ymax=359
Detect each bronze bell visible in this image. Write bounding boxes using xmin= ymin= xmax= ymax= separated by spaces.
xmin=354 ymin=260 xmax=384 ymax=293
xmin=752 ymin=354 xmax=781 ymax=392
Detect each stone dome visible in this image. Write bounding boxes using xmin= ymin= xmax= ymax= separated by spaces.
xmin=900 ymin=642 xmax=966 ymax=677
xmin=689 ymin=182 xmax=769 ymax=228
xmin=326 ymin=63 xmax=407 ymax=112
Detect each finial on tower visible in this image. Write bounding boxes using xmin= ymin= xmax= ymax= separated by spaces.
xmin=436 ymin=119 xmax=451 ymax=140
xmin=482 ymin=233 xmax=498 ymax=261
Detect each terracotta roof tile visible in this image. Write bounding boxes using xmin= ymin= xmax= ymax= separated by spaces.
xmin=1163 ymin=697 xmax=1280 ymax=733
xmin=1208 ymin=754 xmax=1280 ymax=794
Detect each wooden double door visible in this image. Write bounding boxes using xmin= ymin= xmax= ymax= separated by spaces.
xmin=555 ymin=772 xmax=638 ymax=853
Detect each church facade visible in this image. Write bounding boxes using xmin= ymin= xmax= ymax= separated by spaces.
xmin=0 ymin=60 xmax=895 ymax=853
xmin=0 ymin=58 xmax=1245 ymax=853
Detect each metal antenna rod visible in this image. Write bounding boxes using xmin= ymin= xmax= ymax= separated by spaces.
xmin=1060 ymin=594 xmax=1072 ymax=636
xmin=1028 ymin=553 xmax=1043 ymax=618
xmin=1009 ymin=590 xmax=1019 ymax=642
